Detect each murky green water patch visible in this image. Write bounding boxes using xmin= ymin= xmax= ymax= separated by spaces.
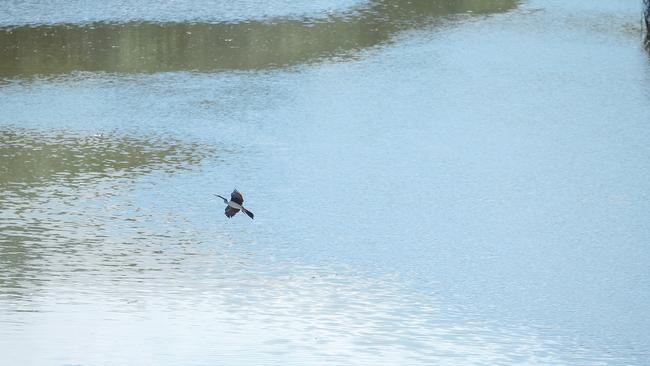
xmin=0 ymin=127 xmax=211 ymax=187
xmin=0 ymin=127 xmax=216 ymax=298
xmin=0 ymin=0 xmax=516 ymax=77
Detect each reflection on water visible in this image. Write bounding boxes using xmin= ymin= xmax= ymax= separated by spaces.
xmin=0 ymin=0 xmax=516 ymax=77
xmin=0 ymin=263 xmax=623 ymax=365
xmin=0 ymin=128 xmax=211 ymax=187
xmin=0 ymin=190 xmax=618 ymax=366
xmin=0 ymin=127 xmax=214 ymax=297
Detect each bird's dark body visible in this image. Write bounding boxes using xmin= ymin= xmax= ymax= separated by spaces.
xmin=215 ymin=190 xmax=254 ymax=219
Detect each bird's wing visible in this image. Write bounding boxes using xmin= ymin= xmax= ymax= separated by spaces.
xmin=225 ymin=206 xmax=240 ymax=218
xmin=231 ymin=189 xmax=244 ymax=205
xmin=214 ymin=194 xmax=228 ymax=204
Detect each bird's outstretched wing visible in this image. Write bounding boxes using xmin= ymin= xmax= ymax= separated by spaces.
xmin=214 ymin=194 xmax=228 ymax=204
xmin=231 ymin=189 xmax=244 ymax=205
xmin=225 ymin=206 xmax=240 ymax=218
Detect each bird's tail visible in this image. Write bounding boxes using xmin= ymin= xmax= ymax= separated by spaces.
xmin=242 ymin=208 xmax=254 ymax=219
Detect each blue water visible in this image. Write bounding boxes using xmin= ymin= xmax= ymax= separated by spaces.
xmin=1 ymin=0 xmax=649 ymax=364
xmin=0 ymin=0 xmax=364 ymax=25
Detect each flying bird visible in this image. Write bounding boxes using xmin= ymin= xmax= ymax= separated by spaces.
xmin=214 ymin=189 xmax=254 ymax=219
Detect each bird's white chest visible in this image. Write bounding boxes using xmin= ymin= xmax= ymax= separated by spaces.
xmin=228 ymin=201 xmax=243 ymax=210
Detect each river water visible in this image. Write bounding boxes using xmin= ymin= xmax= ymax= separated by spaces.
xmin=1 ymin=0 xmax=649 ymax=365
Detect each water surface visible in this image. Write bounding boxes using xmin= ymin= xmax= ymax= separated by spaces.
xmin=1 ymin=0 xmax=649 ymax=364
